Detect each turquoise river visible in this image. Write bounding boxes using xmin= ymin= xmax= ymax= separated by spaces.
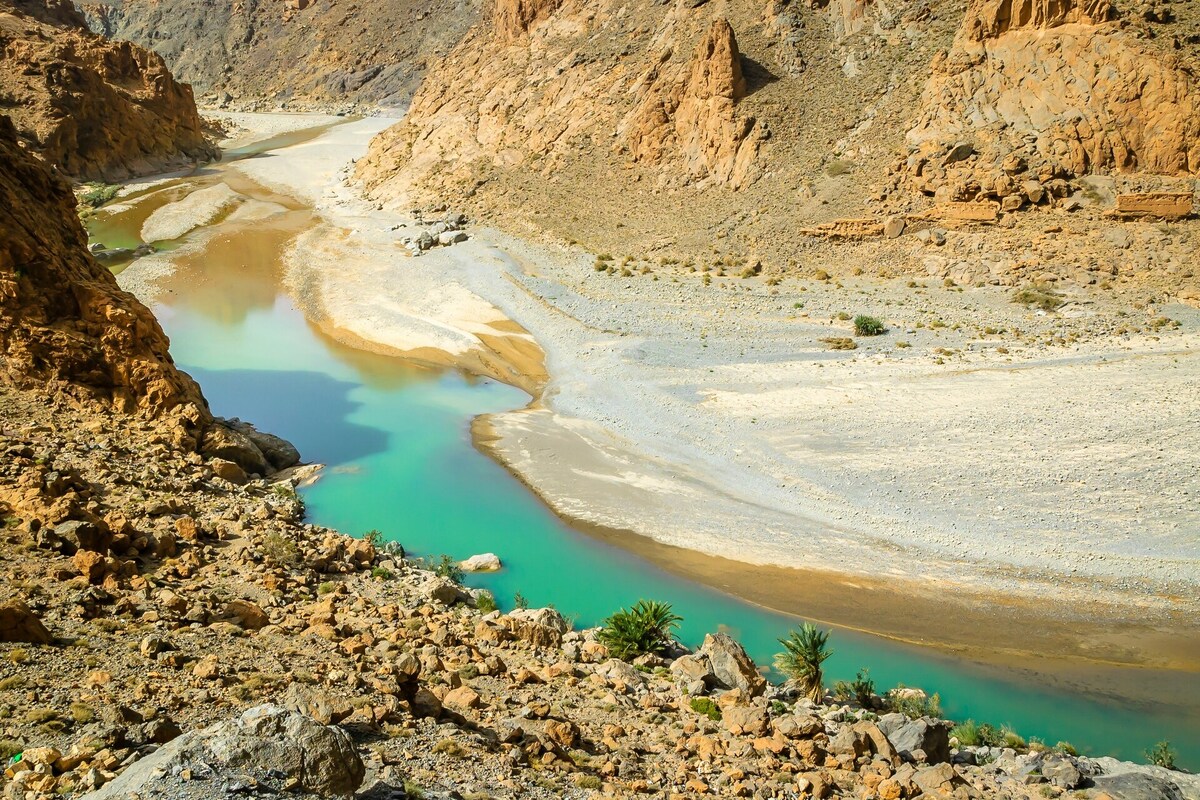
xmin=98 ymin=129 xmax=1199 ymax=769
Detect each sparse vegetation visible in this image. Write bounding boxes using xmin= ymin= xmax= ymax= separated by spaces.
xmin=820 ymin=336 xmax=857 ymax=351
xmin=774 ymin=623 xmax=832 ymax=702
xmin=597 ymin=600 xmax=681 ymax=660
xmin=78 ymin=182 xmax=119 ymax=209
xmin=853 ymin=315 xmax=886 ymax=336
xmin=1013 ymin=285 xmax=1064 ymax=311
xmin=833 ymin=668 xmax=875 ymax=707
xmin=1145 ymin=740 xmax=1177 ymax=770
xmin=475 ymin=590 xmax=497 ymax=614
xmin=690 ymin=697 xmax=721 ymax=721
xmin=884 ymin=685 xmax=943 ymax=719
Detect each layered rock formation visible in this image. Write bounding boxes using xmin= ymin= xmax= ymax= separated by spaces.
xmin=903 ymin=0 xmax=1200 ymax=207
xmin=0 ymin=0 xmax=215 ymax=181
xmin=0 ymin=114 xmax=210 ymax=437
xmin=80 ymin=0 xmax=482 ymax=109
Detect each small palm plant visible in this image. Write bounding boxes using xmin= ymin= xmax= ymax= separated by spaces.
xmin=775 ymin=623 xmax=833 ymax=702
xmin=598 ymin=600 xmax=682 ymax=660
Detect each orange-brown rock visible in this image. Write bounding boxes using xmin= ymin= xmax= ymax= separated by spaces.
xmin=0 ymin=114 xmax=210 ymax=437
xmin=905 ymin=0 xmax=1200 ymax=206
xmin=0 ymin=0 xmax=216 ymax=180
xmin=626 ymin=19 xmax=760 ymax=187
xmin=1113 ymin=192 xmax=1195 ymax=219
xmin=0 ymin=598 xmax=53 ymax=643
xmin=494 ymin=0 xmax=561 ymax=40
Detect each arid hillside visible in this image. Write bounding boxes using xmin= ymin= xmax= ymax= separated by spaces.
xmin=354 ymin=0 xmax=1200 ymax=278
xmin=79 ymin=0 xmax=482 ymax=110
xmin=0 ymin=0 xmax=215 ymax=181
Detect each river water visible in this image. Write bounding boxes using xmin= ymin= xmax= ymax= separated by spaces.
xmin=93 ymin=124 xmax=1199 ymax=768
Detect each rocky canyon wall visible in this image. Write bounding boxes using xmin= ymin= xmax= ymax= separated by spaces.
xmin=0 ymin=0 xmax=215 ymax=181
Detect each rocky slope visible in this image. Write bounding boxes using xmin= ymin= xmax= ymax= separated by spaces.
xmin=353 ymin=0 xmax=1200 ymax=275
xmin=4 ymin=385 xmax=1199 ymax=800
xmin=78 ymin=0 xmax=482 ymax=111
xmin=903 ymin=0 xmax=1200 ymax=207
xmin=0 ymin=113 xmax=208 ymax=440
xmin=0 ymin=0 xmax=215 ymax=181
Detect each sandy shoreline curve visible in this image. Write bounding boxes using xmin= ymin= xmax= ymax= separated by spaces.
xmin=114 ymin=113 xmax=1200 ymax=679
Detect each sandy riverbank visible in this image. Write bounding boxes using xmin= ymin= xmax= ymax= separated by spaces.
xmin=113 ymin=114 xmax=1200 ymax=673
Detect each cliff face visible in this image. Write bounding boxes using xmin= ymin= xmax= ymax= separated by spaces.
xmin=0 ymin=114 xmax=210 ymax=439
xmin=0 ymin=0 xmax=215 ymax=181
xmin=904 ymin=0 xmax=1200 ymax=205
xmin=79 ymin=0 xmax=482 ymax=109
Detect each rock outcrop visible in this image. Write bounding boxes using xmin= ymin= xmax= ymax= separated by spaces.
xmin=80 ymin=0 xmax=482 ymax=110
xmin=81 ymin=705 xmax=365 ymax=799
xmin=0 ymin=114 xmax=210 ymax=438
xmin=0 ymin=0 xmax=215 ymax=181
xmin=625 ymin=18 xmax=761 ymax=187
xmin=904 ymin=0 xmax=1200 ymax=207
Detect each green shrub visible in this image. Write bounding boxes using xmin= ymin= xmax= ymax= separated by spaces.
xmin=689 ymin=697 xmax=721 ymax=721
xmin=1145 ymin=740 xmax=1176 ymax=770
xmin=1001 ymin=726 xmax=1027 ymax=750
xmin=1012 ymin=286 xmax=1064 ymax=311
xmin=475 ymin=590 xmax=497 ymax=614
xmin=884 ymin=685 xmax=942 ymax=719
xmin=774 ymin=623 xmax=833 ymax=702
xmin=853 ymin=315 xmax=887 ymax=336
xmin=79 ymin=183 xmax=119 ymax=209
xmin=951 ymin=719 xmax=1002 ymax=747
xmin=597 ymin=600 xmax=682 ymax=660
xmin=833 ymin=668 xmax=875 ymax=706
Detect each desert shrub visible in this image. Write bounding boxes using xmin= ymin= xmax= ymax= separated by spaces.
xmin=1012 ymin=285 xmax=1064 ymax=311
xmin=854 ymin=315 xmax=887 ymax=336
xmin=690 ymin=697 xmax=721 ymax=721
xmin=951 ymin=719 xmax=1002 ymax=747
xmin=884 ymin=685 xmax=942 ymax=719
xmin=262 ymin=532 xmax=300 ymax=567
xmin=79 ymin=183 xmax=119 ymax=209
xmin=1001 ymin=726 xmax=1027 ymax=750
xmin=475 ymin=590 xmax=497 ymax=614
xmin=775 ymin=623 xmax=833 ymax=702
xmin=833 ymin=668 xmax=875 ymax=706
xmin=597 ymin=600 xmax=682 ymax=660
xmin=1145 ymin=740 xmax=1176 ymax=770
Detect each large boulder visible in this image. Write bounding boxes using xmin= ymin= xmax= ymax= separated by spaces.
xmin=678 ymin=632 xmax=766 ymax=697
xmin=80 ymin=705 xmax=364 ymax=799
xmin=200 ymin=422 xmax=270 ymax=476
xmin=878 ymin=713 xmax=951 ymax=764
xmin=0 ymin=598 xmax=52 ymax=644
xmin=504 ymin=607 xmax=570 ymax=648
xmin=224 ymin=419 xmax=301 ymax=471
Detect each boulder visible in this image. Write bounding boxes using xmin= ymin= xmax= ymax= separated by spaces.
xmin=504 ymin=607 xmax=570 ymax=648
xmin=222 ymin=599 xmax=270 ymax=630
xmin=80 ymin=705 xmax=364 ymax=799
xmin=224 ymin=419 xmax=302 ymax=471
xmin=696 ymin=632 xmax=766 ymax=697
xmin=200 ymin=422 xmax=270 ymax=476
xmin=879 ymin=713 xmax=951 ymax=763
xmin=459 ymin=553 xmax=502 ymax=572
xmin=0 ymin=598 xmax=52 ymax=644
xmin=54 ymin=520 xmax=112 ymax=554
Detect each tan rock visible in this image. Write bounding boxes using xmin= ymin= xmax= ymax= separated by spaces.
xmin=0 ymin=597 xmax=52 ymax=643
